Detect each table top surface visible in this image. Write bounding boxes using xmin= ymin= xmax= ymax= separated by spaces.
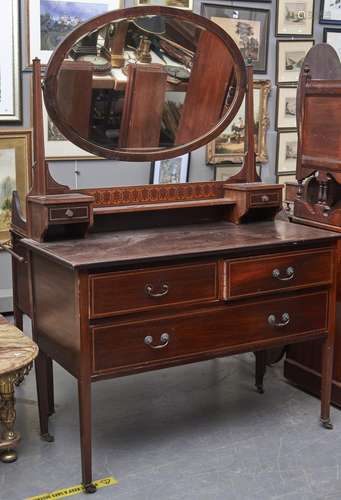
xmin=0 ymin=316 xmax=38 ymax=375
xmin=22 ymin=219 xmax=341 ymax=270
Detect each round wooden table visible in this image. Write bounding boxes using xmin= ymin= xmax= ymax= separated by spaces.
xmin=0 ymin=315 xmax=38 ymax=463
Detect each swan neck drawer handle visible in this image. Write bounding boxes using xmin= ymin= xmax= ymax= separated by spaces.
xmin=145 ymin=283 xmax=169 ymax=298
xmin=272 ymin=266 xmax=295 ymax=281
xmin=144 ymin=333 xmax=170 ymax=349
xmin=268 ymin=313 xmax=290 ymax=328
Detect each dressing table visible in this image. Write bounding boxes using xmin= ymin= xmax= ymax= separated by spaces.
xmin=4 ymin=8 xmax=340 ymax=493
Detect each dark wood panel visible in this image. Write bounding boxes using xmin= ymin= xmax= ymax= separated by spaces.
xmin=89 ymin=261 xmax=218 ymax=318
xmin=31 ymin=254 xmax=81 ymax=376
xmin=225 ymin=249 xmax=333 ymax=299
xmin=92 ymin=290 xmax=328 ymax=374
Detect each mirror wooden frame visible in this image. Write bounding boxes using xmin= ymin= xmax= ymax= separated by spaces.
xmin=43 ymin=5 xmax=247 ymax=161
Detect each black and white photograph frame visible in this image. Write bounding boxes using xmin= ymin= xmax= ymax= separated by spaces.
xmin=276 ymin=130 xmax=298 ymax=175
xmin=276 ymin=39 xmax=314 ymax=84
xmin=323 ymin=28 xmax=341 ymax=61
xmin=0 ymin=0 xmax=22 ymax=124
xmin=276 ymin=85 xmax=297 ymax=130
xmin=26 ymin=0 xmax=121 ymax=67
xmin=320 ymin=0 xmax=341 ymax=24
xmin=150 ymin=154 xmax=191 ymax=184
xmin=276 ymin=0 xmax=314 ymax=37
xmin=201 ymin=4 xmax=270 ymax=73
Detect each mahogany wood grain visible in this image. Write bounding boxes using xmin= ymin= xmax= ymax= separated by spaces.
xmin=224 ymin=249 xmax=333 ymax=300
xmin=92 ymin=290 xmax=328 ymax=374
xmin=175 ymin=29 xmax=234 ymax=145
xmin=89 ymin=261 xmax=218 ymax=318
xmin=119 ymin=64 xmax=167 ymax=148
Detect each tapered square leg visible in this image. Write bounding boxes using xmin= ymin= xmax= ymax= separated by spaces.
xmin=35 ymin=350 xmax=54 ymax=442
xmin=255 ymin=351 xmax=266 ymax=394
xmin=78 ymin=379 xmax=96 ymax=493
xmin=320 ymin=336 xmax=334 ymax=430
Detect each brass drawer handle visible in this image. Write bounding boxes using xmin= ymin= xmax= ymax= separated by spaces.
xmin=144 ymin=333 xmax=170 ymax=349
xmin=268 ymin=312 xmax=290 ymax=328
xmin=272 ymin=266 xmax=295 ymax=281
xmin=261 ymin=195 xmax=270 ymax=202
xmin=145 ymin=283 xmax=169 ymax=298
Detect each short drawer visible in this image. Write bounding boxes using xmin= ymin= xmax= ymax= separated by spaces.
xmin=89 ymin=261 xmax=218 ymax=318
xmin=49 ymin=205 xmax=89 ymax=223
xmin=92 ymin=290 xmax=328 ymax=374
xmin=250 ymin=190 xmax=281 ymax=207
xmin=224 ymin=249 xmax=333 ymax=299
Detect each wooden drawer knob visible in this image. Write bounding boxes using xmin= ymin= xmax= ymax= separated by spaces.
xmin=65 ymin=208 xmax=74 ymax=218
xmin=261 ymin=195 xmax=270 ymax=202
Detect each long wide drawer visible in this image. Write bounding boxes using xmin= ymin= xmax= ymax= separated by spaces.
xmin=92 ymin=290 xmax=328 ymax=374
xmin=224 ymin=249 xmax=333 ymax=299
xmin=89 ymin=261 xmax=218 ymax=319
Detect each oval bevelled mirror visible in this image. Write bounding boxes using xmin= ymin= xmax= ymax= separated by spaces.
xmin=43 ymin=6 xmax=246 ymax=161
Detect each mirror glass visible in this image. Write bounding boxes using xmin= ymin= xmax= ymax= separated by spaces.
xmin=44 ymin=9 xmax=246 ymax=160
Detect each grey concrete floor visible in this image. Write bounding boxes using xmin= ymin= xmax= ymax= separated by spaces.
xmin=1 ymin=318 xmax=341 ymax=500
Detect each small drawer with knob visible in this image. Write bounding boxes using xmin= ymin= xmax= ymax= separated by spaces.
xmin=48 ymin=205 xmax=89 ymax=224
xmin=91 ymin=290 xmax=328 ymax=375
xmin=88 ymin=261 xmax=218 ymax=319
xmin=223 ymin=248 xmax=333 ymax=300
xmin=249 ymin=190 xmax=281 ymax=207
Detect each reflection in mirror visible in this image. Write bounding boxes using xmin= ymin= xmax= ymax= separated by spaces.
xmin=53 ymin=14 xmax=238 ymax=152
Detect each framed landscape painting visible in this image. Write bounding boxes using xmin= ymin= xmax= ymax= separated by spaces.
xmin=323 ymin=28 xmax=341 ymax=61
xmin=276 ymin=130 xmax=298 ymax=174
xmin=150 ymin=154 xmax=190 ymax=184
xmin=0 ymin=0 xmax=21 ymax=123
xmin=201 ymin=4 xmax=270 ymax=73
xmin=0 ymin=130 xmax=32 ymax=242
xmin=136 ymin=0 xmax=193 ymax=9
xmin=276 ymin=0 xmax=314 ymax=37
xmin=320 ymin=0 xmax=341 ymax=24
xmin=206 ymin=80 xmax=271 ymax=164
xmin=276 ymin=39 xmax=314 ymax=83
xmin=276 ymin=85 xmax=297 ymax=130
xmin=27 ymin=0 xmax=121 ymax=67
xmin=43 ymin=105 xmax=100 ymax=160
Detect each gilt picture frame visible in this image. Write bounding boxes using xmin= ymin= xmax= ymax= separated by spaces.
xmin=0 ymin=0 xmax=22 ymax=124
xmin=0 ymin=130 xmax=32 ymax=242
xmin=26 ymin=0 xmax=121 ymax=67
xmin=276 ymin=39 xmax=314 ymax=84
xmin=276 ymin=130 xmax=298 ymax=174
xmin=150 ymin=154 xmax=190 ymax=184
xmin=276 ymin=0 xmax=314 ymax=37
xmin=206 ymin=80 xmax=271 ymax=165
xmin=276 ymin=85 xmax=297 ymax=130
xmin=201 ymin=4 xmax=270 ymax=73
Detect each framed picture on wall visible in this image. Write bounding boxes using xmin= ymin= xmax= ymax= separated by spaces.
xmin=320 ymin=0 xmax=341 ymax=24
xmin=26 ymin=0 xmax=121 ymax=67
xmin=206 ymin=80 xmax=271 ymax=165
xmin=323 ymin=28 xmax=341 ymax=61
xmin=276 ymin=40 xmax=314 ymax=83
xmin=276 ymin=130 xmax=298 ymax=174
xmin=276 ymin=0 xmax=314 ymax=37
xmin=0 ymin=130 xmax=32 ymax=242
xmin=276 ymin=85 xmax=297 ymax=130
xmin=150 ymin=154 xmax=190 ymax=184
xmin=201 ymin=4 xmax=270 ymax=73
xmin=135 ymin=0 xmax=193 ymax=9
xmin=43 ymin=105 xmax=101 ymax=160
xmin=0 ymin=0 xmax=21 ymax=124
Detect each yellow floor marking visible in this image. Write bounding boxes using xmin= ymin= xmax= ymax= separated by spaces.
xmin=25 ymin=476 xmax=118 ymax=500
